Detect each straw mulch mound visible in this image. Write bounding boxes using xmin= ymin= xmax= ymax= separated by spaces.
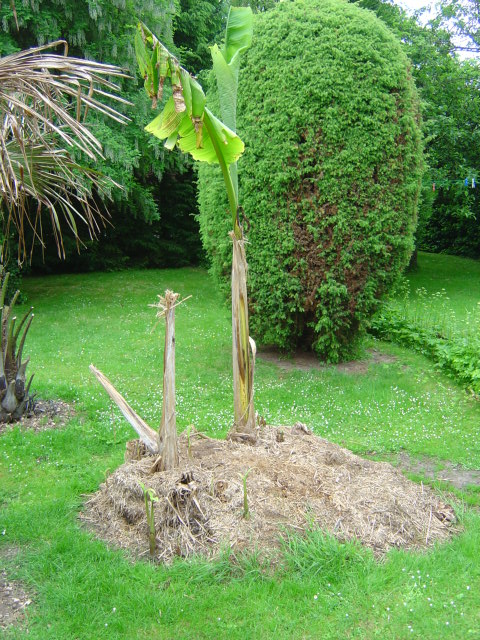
xmin=82 ymin=425 xmax=457 ymax=562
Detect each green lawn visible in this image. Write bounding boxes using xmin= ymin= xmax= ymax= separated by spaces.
xmin=401 ymin=251 xmax=480 ymax=333
xmin=408 ymin=252 xmax=480 ymax=313
xmin=1 ymin=258 xmax=480 ymax=639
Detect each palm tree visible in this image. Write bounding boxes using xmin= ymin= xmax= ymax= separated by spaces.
xmin=0 ymin=40 xmax=128 ymax=261
xmin=0 ymin=40 xmax=127 ymax=420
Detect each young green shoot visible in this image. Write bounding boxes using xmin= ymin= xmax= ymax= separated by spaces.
xmin=139 ymin=482 xmax=159 ymax=557
xmin=241 ymin=468 xmax=252 ymax=520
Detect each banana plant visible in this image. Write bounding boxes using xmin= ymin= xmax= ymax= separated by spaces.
xmin=135 ymin=7 xmax=257 ymax=442
xmin=0 ymin=268 xmax=34 ymax=422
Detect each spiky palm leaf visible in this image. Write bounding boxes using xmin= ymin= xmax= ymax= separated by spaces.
xmin=0 ymin=41 xmax=129 ymax=259
xmin=0 ymin=268 xmax=34 ymax=422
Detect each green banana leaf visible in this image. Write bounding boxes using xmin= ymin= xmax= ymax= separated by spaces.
xmin=224 ymin=6 xmax=253 ymax=66
xmin=210 ymin=6 xmax=253 ymax=132
xmin=209 ymin=7 xmax=253 ymax=200
xmin=135 ymin=21 xmax=246 ymax=166
xmin=145 ymin=97 xmax=244 ymax=165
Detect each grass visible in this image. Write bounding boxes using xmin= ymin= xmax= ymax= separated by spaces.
xmin=1 ymin=258 xmax=480 ymax=638
xmin=400 ymin=252 xmax=480 ymax=336
xmin=407 ymin=252 xmax=480 ymax=325
xmin=370 ymin=251 xmax=480 ymax=394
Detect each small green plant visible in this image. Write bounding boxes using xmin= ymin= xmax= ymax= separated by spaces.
xmin=371 ymin=285 xmax=480 ymax=394
xmin=0 ymin=267 xmax=34 ymax=422
xmin=136 ymin=8 xmax=257 ymax=442
xmin=185 ymin=424 xmax=194 ymax=458
xmin=139 ymin=482 xmax=159 ymax=557
xmin=241 ymin=468 xmax=251 ymax=519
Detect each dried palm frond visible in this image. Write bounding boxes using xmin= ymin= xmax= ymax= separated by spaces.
xmin=0 ymin=41 xmax=130 ymax=260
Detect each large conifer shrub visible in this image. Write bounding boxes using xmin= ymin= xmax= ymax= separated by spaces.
xmin=198 ymin=0 xmax=423 ymax=361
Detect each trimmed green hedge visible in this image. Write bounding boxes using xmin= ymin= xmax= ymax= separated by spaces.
xmin=198 ymin=0 xmax=423 ymax=361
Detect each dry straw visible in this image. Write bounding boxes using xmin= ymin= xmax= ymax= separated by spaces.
xmin=82 ymin=425 xmax=456 ymax=563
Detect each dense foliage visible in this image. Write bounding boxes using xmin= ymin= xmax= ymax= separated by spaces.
xmin=355 ymin=0 xmax=480 ymax=258
xmin=0 ymin=0 xmax=223 ymax=271
xmin=198 ymin=0 xmax=423 ymax=362
xmin=0 ymin=0 xmax=175 ymax=222
xmin=372 ymin=309 xmax=480 ymax=394
xmin=173 ymin=0 xmax=227 ymax=74
xmin=416 ymin=52 xmax=480 ymax=258
xmin=29 ymin=171 xmax=203 ymax=273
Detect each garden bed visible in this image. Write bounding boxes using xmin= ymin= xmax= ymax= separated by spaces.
xmin=0 ymin=399 xmax=74 ymax=435
xmin=82 ymin=425 xmax=456 ymax=563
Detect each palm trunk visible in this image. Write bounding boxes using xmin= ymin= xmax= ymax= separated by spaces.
xmin=229 ymin=232 xmax=257 ymax=443
xmin=157 ymin=290 xmax=179 ymax=470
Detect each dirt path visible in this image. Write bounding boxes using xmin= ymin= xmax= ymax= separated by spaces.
xmin=381 ymin=452 xmax=480 ymax=490
xmin=258 ymin=347 xmax=397 ymax=374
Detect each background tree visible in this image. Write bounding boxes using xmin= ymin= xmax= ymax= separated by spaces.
xmin=355 ymin=0 xmax=480 ymax=258
xmin=433 ymin=0 xmax=480 ymax=53
xmin=0 ymin=0 xmax=224 ymax=271
xmin=173 ymin=0 xmax=227 ymax=74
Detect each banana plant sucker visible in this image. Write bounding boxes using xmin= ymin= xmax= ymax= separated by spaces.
xmin=135 ymin=7 xmax=257 ymax=441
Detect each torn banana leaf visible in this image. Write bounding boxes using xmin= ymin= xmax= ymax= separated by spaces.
xmin=136 ymin=22 xmax=245 ymax=166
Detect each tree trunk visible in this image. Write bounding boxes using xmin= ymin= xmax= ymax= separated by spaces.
xmin=407 ymin=247 xmax=418 ymax=272
xmin=157 ymin=290 xmax=179 ymax=470
xmin=229 ymin=232 xmax=257 ymax=443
